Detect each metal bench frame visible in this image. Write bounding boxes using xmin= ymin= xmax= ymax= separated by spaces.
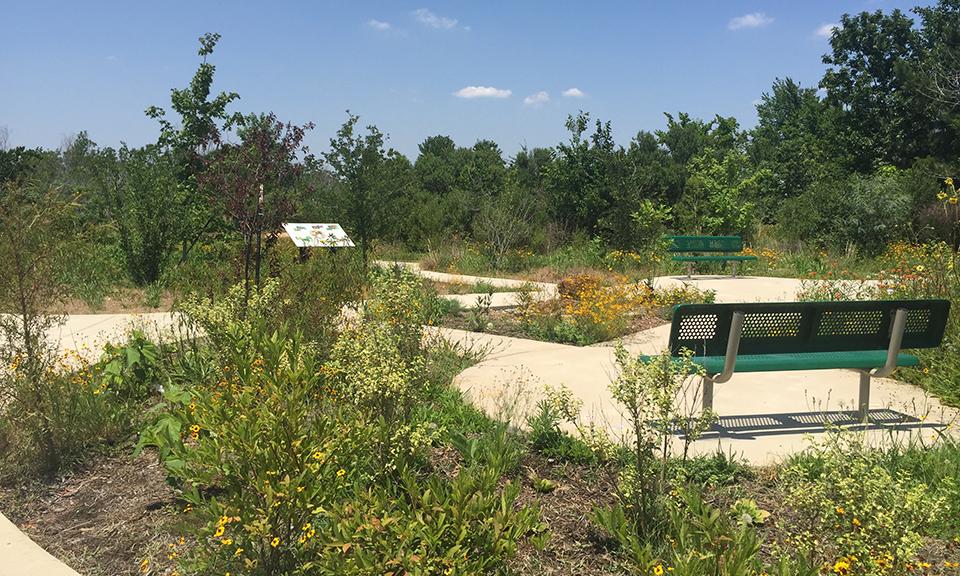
xmin=665 ymin=235 xmax=757 ymax=278
xmin=703 ymin=309 xmax=908 ymax=420
xmin=665 ymin=300 xmax=950 ymax=422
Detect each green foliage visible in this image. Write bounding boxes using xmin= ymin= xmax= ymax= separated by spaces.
xmin=107 ymin=145 xmax=185 ymax=284
xmin=526 ymin=384 xmax=598 ymax=464
xmin=677 ymin=146 xmax=761 ymax=237
xmin=0 ymin=349 xmax=138 ymax=478
xmin=98 ymin=330 xmax=165 ymax=400
xmin=782 ymin=433 xmax=950 ymax=574
xmin=600 ymin=346 xmax=714 ymax=540
xmin=780 ymin=169 xmax=913 ymax=253
xmin=323 ymin=113 xmax=401 ymax=263
xmin=593 ymin=491 xmax=818 ymax=576
xmin=319 ymin=466 xmax=542 ymax=575
xmin=465 ymin=291 xmax=493 ymax=332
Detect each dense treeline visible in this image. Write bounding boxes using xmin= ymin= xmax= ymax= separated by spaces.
xmin=2 ymin=2 xmax=960 ymax=288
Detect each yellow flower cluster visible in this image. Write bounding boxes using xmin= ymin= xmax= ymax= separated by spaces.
xmin=560 ymin=273 xmax=644 ymax=329
xmin=940 ymin=176 xmax=959 ymax=206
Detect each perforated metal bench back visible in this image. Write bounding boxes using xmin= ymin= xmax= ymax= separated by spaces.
xmin=667 ymin=235 xmax=744 ymax=253
xmin=669 ymin=300 xmax=951 ymax=356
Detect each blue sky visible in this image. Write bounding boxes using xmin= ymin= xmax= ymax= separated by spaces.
xmin=0 ymin=0 xmax=934 ymax=159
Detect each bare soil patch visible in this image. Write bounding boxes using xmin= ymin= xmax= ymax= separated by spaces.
xmin=0 ymin=448 xmax=180 ymax=576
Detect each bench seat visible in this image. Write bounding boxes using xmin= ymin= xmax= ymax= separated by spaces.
xmin=639 ymin=351 xmax=919 ymax=375
xmin=692 ymin=350 xmax=918 ymax=374
xmin=672 ymin=255 xmax=757 ymax=262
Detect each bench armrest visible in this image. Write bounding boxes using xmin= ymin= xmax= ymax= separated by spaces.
xmin=711 ymin=311 xmax=745 ymax=383
xmin=871 ymin=308 xmax=908 ymax=378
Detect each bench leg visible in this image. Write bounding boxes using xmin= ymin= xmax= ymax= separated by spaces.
xmin=858 ymin=371 xmax=870 ymax=422
xmin=702 ymin=376 xmax=714 ymax=415
xmin=731 ymin=261 xmax=739 ymax=278
xmin=686 ymin=262 xmax=693 ymax=279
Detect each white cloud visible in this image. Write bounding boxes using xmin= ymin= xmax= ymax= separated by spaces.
xmin=815 ymin=23 xmax=838 ymax=38
xmin=454 ymin=85 xmax=512 ymax=99
xmin=728 ymin=12 xmax=774 ymax=30
xmin=413 ymin=8 xmax=458 ymax=29
xmin=367 ymin=19 xmax=392 ymax=31
xmin=523 ymin=91 xmax=550 ymax=106
xmin=562 ymin=87 xmax=586 ymax=98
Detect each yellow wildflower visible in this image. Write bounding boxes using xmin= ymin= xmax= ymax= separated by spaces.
xmin=271 ymin=537 xmax=280 ymax=548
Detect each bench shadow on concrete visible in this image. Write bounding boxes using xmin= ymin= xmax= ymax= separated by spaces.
xmin=678 ymin=408 xmax=944 ymax=440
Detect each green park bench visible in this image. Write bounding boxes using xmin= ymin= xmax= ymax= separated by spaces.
xmin=653 ymin=299 xmax=950 ymax=421
xmin=666 ymin=235 xmax=757 ymax=278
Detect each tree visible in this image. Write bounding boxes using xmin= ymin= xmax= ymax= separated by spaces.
xmin=0 ymin=184 xmax=76 ymax=473
xmin=749 ymin=78 xmax=842 ymax=216
xmin=200 ymin=113 xmax=314 ymax=302
xmin=473 ymin=176 xmax=534 ymax=269
xmin=106 ymin=145 xmax=185 ymax=284
xmin=546 ymin=112 xmax=628 ymax=238
xmin=323 ymin=113 xmax=395 ymax=265
xmin=145 ymin=32 xmax=242 ymax=262
xmin=821 ymin=9 xmax=923 ymax=169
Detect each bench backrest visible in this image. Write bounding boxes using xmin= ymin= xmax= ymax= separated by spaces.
xmin=669 ymin=300 xmax=950 ymax=356
xmin=667 ymin=235 xmax=744 ymax=253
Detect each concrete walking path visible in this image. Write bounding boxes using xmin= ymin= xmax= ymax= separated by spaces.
xmin=0 ymin=513 xmax=80 ymax=576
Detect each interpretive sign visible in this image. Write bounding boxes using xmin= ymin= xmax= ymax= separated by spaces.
xmin=282 ymin=223 xmax=355 ymax=248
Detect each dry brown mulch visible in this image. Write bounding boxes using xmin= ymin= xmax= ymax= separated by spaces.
xmin=511 ymin=453 xmax=623 ymax=575
xmin=0 ymin=448 xmax=180 ymax=576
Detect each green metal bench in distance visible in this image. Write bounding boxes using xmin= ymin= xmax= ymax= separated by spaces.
xmin=666 ymin=235 xmax=757 ymax=278
xmin=653 ymin=299 xmax=950 ymax=420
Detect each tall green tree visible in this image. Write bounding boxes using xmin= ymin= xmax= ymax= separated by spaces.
xmin=749 ymin=78 xmax=841 ymax=215
xmin=145 ymin=32 xmax=242 ymax=262
xmin=323 ymin=113 xmax=396 ymax=264
xmin=107 ymin=146 xmax=185 ymax=284
xmin=821 ymin=9 xmax=923 ymax=169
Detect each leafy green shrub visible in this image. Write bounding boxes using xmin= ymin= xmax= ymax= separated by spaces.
xmin=527 ymin=384 xmax=598 ymax=464
xmin=1 ymin=349 xmax=137 ymax=477
xmin=596 ymin=347 xmax=714 ymax=541
xmin=178 ymin=276 xmax=286 ymax=352
xmin=318 ymin=466 xmax=542 ymax=575
xmin=654 ymin=283 xmax=717 ymax=318
xmin=138 ymin=329 xmax=377 ymax=575
xmin=782 ymin=433 xmax=948 ymax=574
xmin=593 ymin=490 xmax=817 ymax=576
xmin=780 ymin=168 xmax=913 ymax=253
xmin=98 ymin=330 xmax=165 ymax=400
xmin=139 ymin=317 xmax=539 ymax=575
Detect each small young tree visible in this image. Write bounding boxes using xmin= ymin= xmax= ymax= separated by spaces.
xmin=323 ymin=112 xmax=396 ymax=265
xmin=473 ymin=177 xmax=534 ymax=269
xmin=199 ymin=113 xmax=314 ymax=304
